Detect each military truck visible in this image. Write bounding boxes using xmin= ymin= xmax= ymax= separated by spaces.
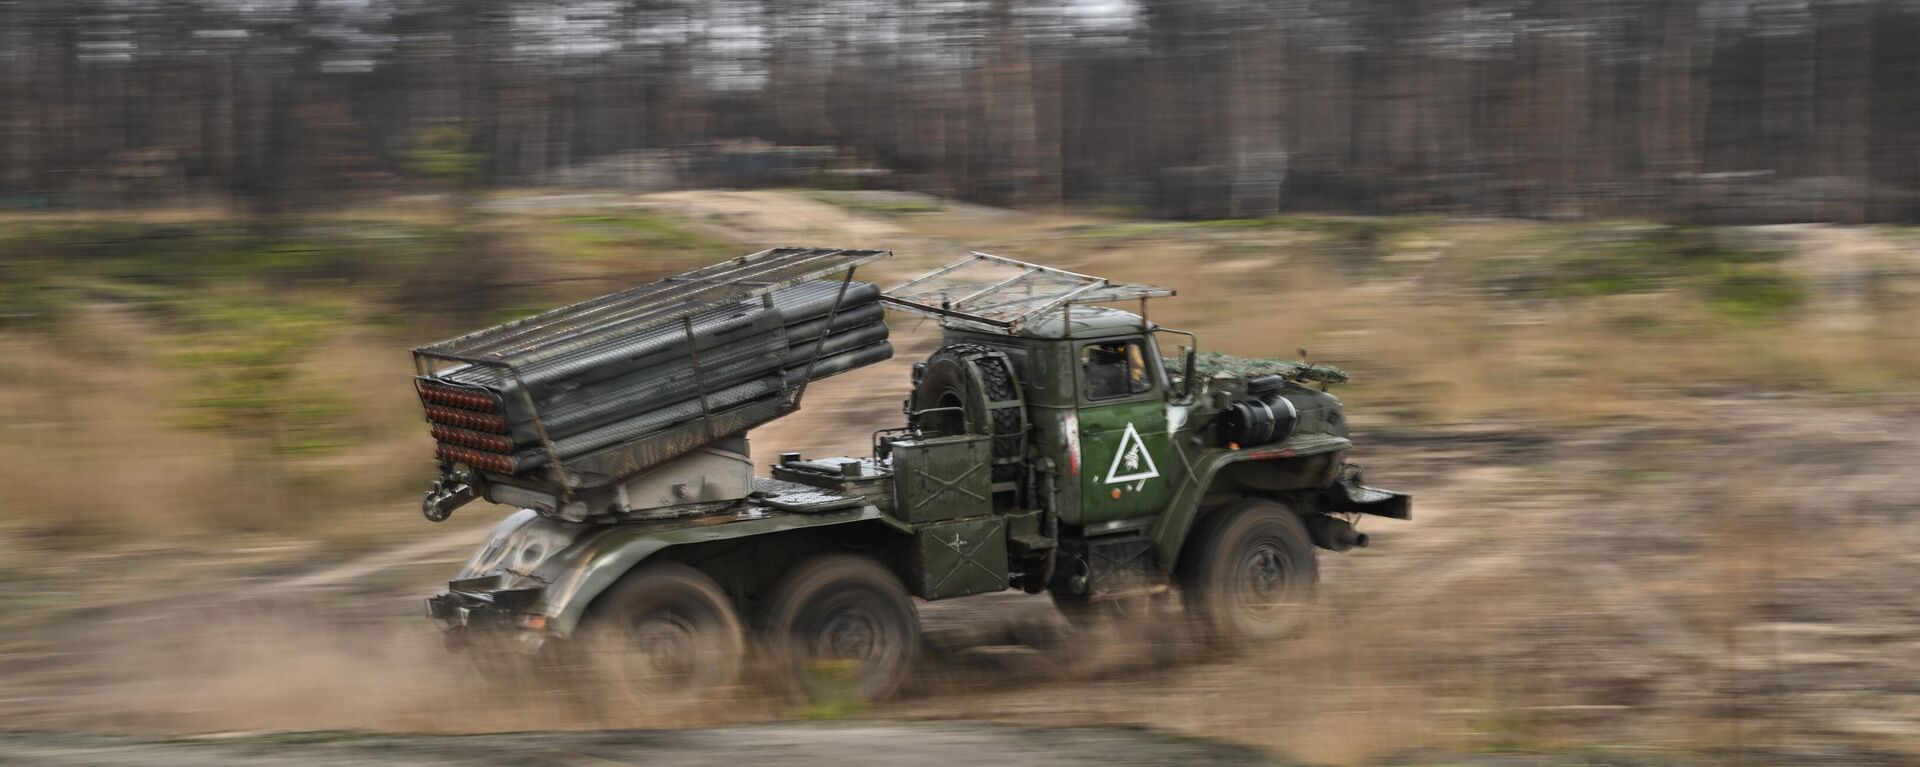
xmin=416 ymin=248 xmax=1409 ymax=704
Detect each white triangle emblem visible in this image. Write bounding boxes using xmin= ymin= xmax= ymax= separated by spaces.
xmin=1105 ymin=422 xmax=1161 ymax=485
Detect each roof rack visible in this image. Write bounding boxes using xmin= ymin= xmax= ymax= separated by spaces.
xmin=415 ymin=246 xmax=890 ymax=365
xmin=880 ymin=252 xmax=1173 ymax=331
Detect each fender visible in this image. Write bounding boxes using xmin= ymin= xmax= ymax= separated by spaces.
xmin=1147 ymin=433 xmax=1351 ymax=569
xmin=451 ymin=505 xmax=885 ymax=637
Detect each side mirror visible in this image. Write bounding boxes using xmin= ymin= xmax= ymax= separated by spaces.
xmin=1183 ymin=346 xmax=1198 ymax=400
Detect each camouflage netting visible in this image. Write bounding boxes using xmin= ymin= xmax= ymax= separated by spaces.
xmin=1171 ymin=351 xmax=1350 ymax=385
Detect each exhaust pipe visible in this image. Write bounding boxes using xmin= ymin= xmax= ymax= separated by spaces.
xmin=1306 ymin=514 xmax=1369 ymax=551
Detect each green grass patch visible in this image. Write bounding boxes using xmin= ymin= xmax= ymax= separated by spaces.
xmin=165 ymin=293 xmax=354 ymax=456
xmin=0 ymin=272 xmax=71 ymax=328
xmin=808 ymin=192 xmax=943 ymax=217
xmin=1068 ymin=220 xmax=1197 ymax=239
xmin=1701 ymin=265 xmax=1807 ymax=321
xmin=789 ymin=659 xmax=873 ymax=720
xmin=0 ymin=220 xmax=475 ymax=296
xmin=1066 ymin=215 xmax=1433 ymax=266
xmin=1479 ymin=224 xmax=1800 ymax=317
xmin=535 ymin=213 xmax=732 ymax=263
xmin=802 ymin=172 xmax=864 ymax=191
xmin=0 ymin=223 xmax=318 ymax=285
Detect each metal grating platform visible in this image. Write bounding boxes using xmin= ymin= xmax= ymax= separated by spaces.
xmin=880 ymin=252 xmax=1172 ymax=331
xmin=751 ymin=477 xmax=867 ymax=513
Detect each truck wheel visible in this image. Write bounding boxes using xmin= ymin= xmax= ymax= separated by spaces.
xmin=578 ymin=562 xmax=745 ymax=706
xmin=761 ymin=554 xmax=919 ymax=704
xmin=1181 ymin=499 xmax=1318 ymax=647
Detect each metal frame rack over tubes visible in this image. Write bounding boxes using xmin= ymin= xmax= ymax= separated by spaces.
xmin=411 ymin=247 xmax=891 ymax=504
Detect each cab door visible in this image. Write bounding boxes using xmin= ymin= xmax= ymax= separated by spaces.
xmin=1074 ymin=336 xmax=1177 ymax=525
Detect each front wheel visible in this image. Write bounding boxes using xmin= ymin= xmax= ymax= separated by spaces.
xmin=761 ymin=554 xmax=919 ymax=704
xmin=1181 ymin=499 xmax=1318 ymax=647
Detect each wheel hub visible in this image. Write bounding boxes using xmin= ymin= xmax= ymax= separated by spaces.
xmin=1237 ymin=541 xmax=1292 ymax=615
xmin=818 ymin=607 xmax=881 ymax=661
xmin=628 ymin=614 xmax=701 ymax=683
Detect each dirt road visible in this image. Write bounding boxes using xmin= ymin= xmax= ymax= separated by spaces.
xmin=5 ymin=194 xmax=1919 ymax=765
xmin=5 ymin=393 xmax=1917 ymax=767
xmin=0 ymin=724 xmax=1287 ymax=767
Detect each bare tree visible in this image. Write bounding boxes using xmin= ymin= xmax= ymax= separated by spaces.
xmin=1 ymin=0 xmax=1918 ymax=222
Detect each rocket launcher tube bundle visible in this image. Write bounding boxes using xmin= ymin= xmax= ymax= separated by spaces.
xmin=505 ymin=302 xmax=889 ymax=442
xmin=516 ymin=318 xmax=888 ymax=444
xmin=502 ymin=340 xmax=893 ymax=473
xmin=416 ymin=277 xmax=892 ymax=483
xmin=439 ymin=281 xmax=881 ymax=397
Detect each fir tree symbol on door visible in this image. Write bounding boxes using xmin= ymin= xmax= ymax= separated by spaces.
xmin=1106 ymin=422 xmax=1160 ymax=490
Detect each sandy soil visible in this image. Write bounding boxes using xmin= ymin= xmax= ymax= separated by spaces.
xmin=5 ymin=392 xmax=1917 ymax=767
xmin=4 ymin=193 xmax=1919 ymax=766
xmin=0 ymin=723 xmax=1286 ymax=767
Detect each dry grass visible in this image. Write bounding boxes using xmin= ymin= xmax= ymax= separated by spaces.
xmin=0 ymin=320 xmax=257 ymax=541
xmin=962 ymin=216 xmax=1920 ymax=425
xmin=0 ymin=311 xmax=435 ymax=546
xmin=6 ymin=194 xmax=1920 ymax=763
xmin=7 ymin=196 xmax=1917 ymax=546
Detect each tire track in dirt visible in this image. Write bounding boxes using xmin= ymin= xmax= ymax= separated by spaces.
xmin=10 ymin=196 xmax=1920 ymax=766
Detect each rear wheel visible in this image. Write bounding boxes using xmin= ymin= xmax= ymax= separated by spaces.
xmin=1181 ymin=499 xmax=1318 ymax=647
xmin=761 ymin=554 xmax=919 ymax=704
xmin=576 ymin=562 xmax=745 ymax=707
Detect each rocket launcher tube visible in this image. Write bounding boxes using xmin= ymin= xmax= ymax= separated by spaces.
xmin=439 ymin=281 xmax=880 ymax=395
xmin=492 ymin=314 xmax=889 ymax=443
xmin=507 ymin=341 xmax=893 ymax=470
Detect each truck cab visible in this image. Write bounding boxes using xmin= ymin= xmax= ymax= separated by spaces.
xmin=908 ymin=294 xmax=1386 ymax=610
xmin=946 ymin=306 xmax=1187 ymax=527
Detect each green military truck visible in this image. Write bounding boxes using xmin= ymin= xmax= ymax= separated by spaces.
xmin=415 ymin=248 xmax=1408 ymax=703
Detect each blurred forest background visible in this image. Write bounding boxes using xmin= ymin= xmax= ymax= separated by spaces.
xmin=7 ymin=4 xmax=1920 ymax=762
xmin=1 ymin=0 xmax=1917 ymax=221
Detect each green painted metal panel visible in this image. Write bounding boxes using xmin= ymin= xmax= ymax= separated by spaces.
xmin=1068 ymin=333 xmax=1184 ymax=525
xmin=1032 ymin=405 xmax=1083 ymax=524
xmin=1077 ymin=397 xmax=1175 ymax=524
xmin=1146 ymin=433 xmax=1353 ymax=568
xmin=910 ymin=515 xmax=1009 ymax=599
xmin=531 ymin=504 xmax=886 ymax=636
xmin=890 ymin=435 xmax=993 ymax=523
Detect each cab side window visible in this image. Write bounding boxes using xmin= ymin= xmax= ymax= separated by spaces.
xmin=1081 ymin=340 xmax=1152 ymax=400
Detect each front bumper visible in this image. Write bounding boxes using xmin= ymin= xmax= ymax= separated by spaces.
xmin=1323 ymin=472 xmax=1412 ymax=520
xmin=425 ymin=575 xmax=551 ymax=654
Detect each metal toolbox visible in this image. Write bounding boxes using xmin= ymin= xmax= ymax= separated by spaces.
xmin=887 ymin=435 xmax=991 ymax=524
xmin=909 ymin=515 xmax=1008 ymax=599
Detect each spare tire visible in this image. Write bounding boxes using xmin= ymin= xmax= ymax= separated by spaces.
xmin=911 ymin=344 xmax=1026 ymax=482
